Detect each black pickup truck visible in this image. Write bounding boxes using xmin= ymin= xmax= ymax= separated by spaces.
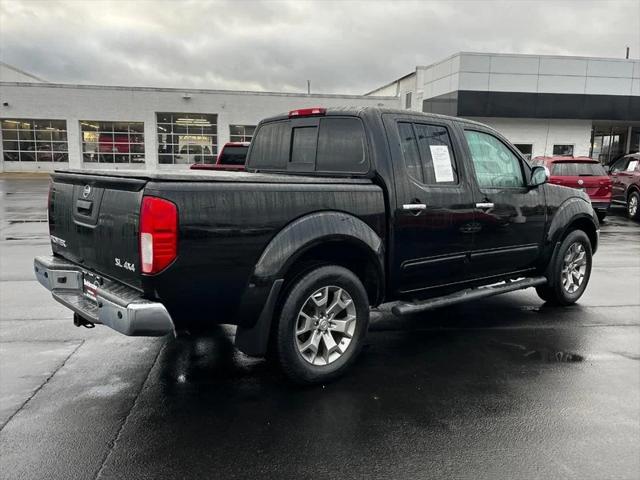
xmin=35 ymin=107 xmax=599 ymax=383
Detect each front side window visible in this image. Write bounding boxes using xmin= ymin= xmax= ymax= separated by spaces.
xmin=81 ymin=121 xmax=144 ymax=163
xmin=156 ymin=112 xmax=217 ymax=164
xmin=553 ymin=144 xmax=574 ymax=156
xmin=1 ymin=119 xmax=68 ymax=162
xmin=465 ymin=130 xmax=525 ymax=189
xmin=610 ymin=157 xmax=630 ymax=173
xmin=229 ymin=124 xmax=255 ymax=143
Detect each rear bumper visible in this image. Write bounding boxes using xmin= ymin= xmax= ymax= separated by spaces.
xmin=590 ymin=201 xmax=610 ymax=212
xmin=34 ymin=255 xmax=175 ymax=337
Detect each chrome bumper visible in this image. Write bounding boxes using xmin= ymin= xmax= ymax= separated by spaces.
xmin=34 ymin=255 xmax=175 ymax=337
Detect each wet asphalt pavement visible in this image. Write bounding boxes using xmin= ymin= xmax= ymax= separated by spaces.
xmin=0 ymin=174 xmax=639 ymax=480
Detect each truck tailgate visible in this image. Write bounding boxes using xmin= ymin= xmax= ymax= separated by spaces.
xmin=49 ymin=172 xmax=147 ymax=290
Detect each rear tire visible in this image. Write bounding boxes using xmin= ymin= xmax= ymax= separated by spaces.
xmin=596 ymin=211 xmax=607 ymax=222
xmin=537 ymin=229 xmax=592 ymax=305
xmin=628 ymin=191 xmax=640 ymax=220
xmin=275 ymin=265 xmax=369 ymax=384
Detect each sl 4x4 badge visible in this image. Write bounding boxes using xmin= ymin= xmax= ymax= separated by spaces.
xmin=115 ymin=257 xmax=135 ymax=272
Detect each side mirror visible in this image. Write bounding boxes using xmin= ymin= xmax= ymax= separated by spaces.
xmin=530 ymin=165 xmax=550 ymax=187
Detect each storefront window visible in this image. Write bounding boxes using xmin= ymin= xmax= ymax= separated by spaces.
xmin=590 ymin=123 xmax=639 ymax=165
xmin=229 ymin=124 xmax=255 ymax=143
xmin=80 ymin=121 xmax=144 ymax=163
xmin=552 ymin=144 xmax=574 ymax=156
xmin=157 ymin=113 xmax=217 ymax=164
xmin=1 ymin=119 xmax=68 ymax=162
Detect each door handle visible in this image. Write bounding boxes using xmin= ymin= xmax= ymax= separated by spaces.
xmin=402 ymin=203 xmax=427 ymax=211
xmin=475 ymin=202 xmax=494 ymax=209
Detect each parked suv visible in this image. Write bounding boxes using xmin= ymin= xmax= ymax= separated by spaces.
xmin=35 ymin=108 xmax=599 ymax=383
xmin=608 ymin=153 xmax=640 ymax=220
xmin=532 ymin=156 xmax=611 ymax=221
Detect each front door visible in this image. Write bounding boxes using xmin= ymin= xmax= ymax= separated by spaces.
xmin=461 ymin=128 xmax=547 ymax=279
xmin=610 ymin=155 xmax=638 ymax=203
xmin=385 ymin=115 xmax=476 ymax=295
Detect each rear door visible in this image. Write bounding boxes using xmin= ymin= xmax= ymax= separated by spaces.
xmin=460 ymin=127 xmax=547 ymax=279
xmin=384 ymin=115 xmax=476 ymax=295
xmin=49 ymin=172 xmax=146 ymax=289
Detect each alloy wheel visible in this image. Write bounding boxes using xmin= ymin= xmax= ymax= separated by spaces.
xmin=629 ymin=195 xmax=638 ymax=217
xmin=561 ymin=242 xmax=587 ymax=294
xmin=295 ymin=286 xmax=357 ymax=366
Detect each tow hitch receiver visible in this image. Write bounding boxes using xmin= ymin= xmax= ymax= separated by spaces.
xmin=73 ymin=313 xmax=95 ymax=329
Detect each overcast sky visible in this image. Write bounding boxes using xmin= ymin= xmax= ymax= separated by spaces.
xmin=1 ymin=0 xmax=639 ymax=94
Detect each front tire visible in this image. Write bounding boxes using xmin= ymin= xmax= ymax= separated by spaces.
xmin=275 ymin=265 xmax=369 ymax=384
xmin=628 ymin=191 xmax=640 ymax=220
xmin=596 ymin=211 xmax=607 ymax=222
xmin=536 ymin=229 xmax=592 ymax=305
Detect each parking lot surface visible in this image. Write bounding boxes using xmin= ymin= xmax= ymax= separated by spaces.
xmin=0 ymin=174 xmax=639 ymax=480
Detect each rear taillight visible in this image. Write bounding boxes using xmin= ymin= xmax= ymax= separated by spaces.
xmin=139 ymin=196 xmax=178 ymax=274
xmin=47 ymin=180 xmax=53 ymax=224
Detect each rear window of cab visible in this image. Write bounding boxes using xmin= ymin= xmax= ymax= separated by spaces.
xmin=247 ymin=117 xmax=369 ymax=175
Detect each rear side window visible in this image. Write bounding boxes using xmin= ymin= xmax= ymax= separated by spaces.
xmin=316 ymin=118 xmax=366 ymax=173
xmin=398 ymin=122 xmax=458 ymax=185
xmin=249 ymin=121 xmax=289 ymax=169
xmin=248 ymin=116 xmax=368 ymax=174
xmin=413 ymin=123 xmax=458 ymax=184
xmin=552 ymin=162 xmax=607 ymax=176
xmin=398 ymin=123 xmax=423 ymax=182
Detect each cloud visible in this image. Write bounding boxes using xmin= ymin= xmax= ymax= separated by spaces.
xmin=1 ymin=0 xmax=638 ymax=94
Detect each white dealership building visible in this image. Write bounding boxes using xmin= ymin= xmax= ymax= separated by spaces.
xmin=367 ymin=52 xmax=639 ymax=163
xmin=0 ymin=52 xmax=638 ymax=173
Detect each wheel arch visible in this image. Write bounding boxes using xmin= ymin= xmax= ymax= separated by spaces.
xmin=547 ymin=197 xmax=598 ymax=253
xmin=253 ymin=211 xmax=385 ymax=305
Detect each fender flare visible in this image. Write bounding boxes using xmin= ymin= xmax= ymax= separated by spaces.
xmin=235 ymin=211 xmax=384 ymax=357
xmin=543 ymin=197 xmax=598 ymax=285
xmin=253 ymin=211 xmax=384 ymax=282
xmin=546 ymin=197 xmax=597 ymax=247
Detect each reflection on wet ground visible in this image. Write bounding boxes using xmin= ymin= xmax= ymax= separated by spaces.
xmin=0 ymin=175 xmax=639 ymax=480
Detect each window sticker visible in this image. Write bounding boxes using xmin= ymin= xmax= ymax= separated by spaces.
xmin=429 ymin=145 xmax=455 ymax=182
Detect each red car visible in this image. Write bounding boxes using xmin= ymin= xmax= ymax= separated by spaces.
xmin=190 ymin=142 xmax=249 ymax=171
xmin=532 ymin=156 xmax=611 ymax=221
xmin=608 ymin=153 xmax=640 ymax=220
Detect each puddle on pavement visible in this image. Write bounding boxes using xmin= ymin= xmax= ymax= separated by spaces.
xmin=496 ymin=341 xmax=584 ymax=363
